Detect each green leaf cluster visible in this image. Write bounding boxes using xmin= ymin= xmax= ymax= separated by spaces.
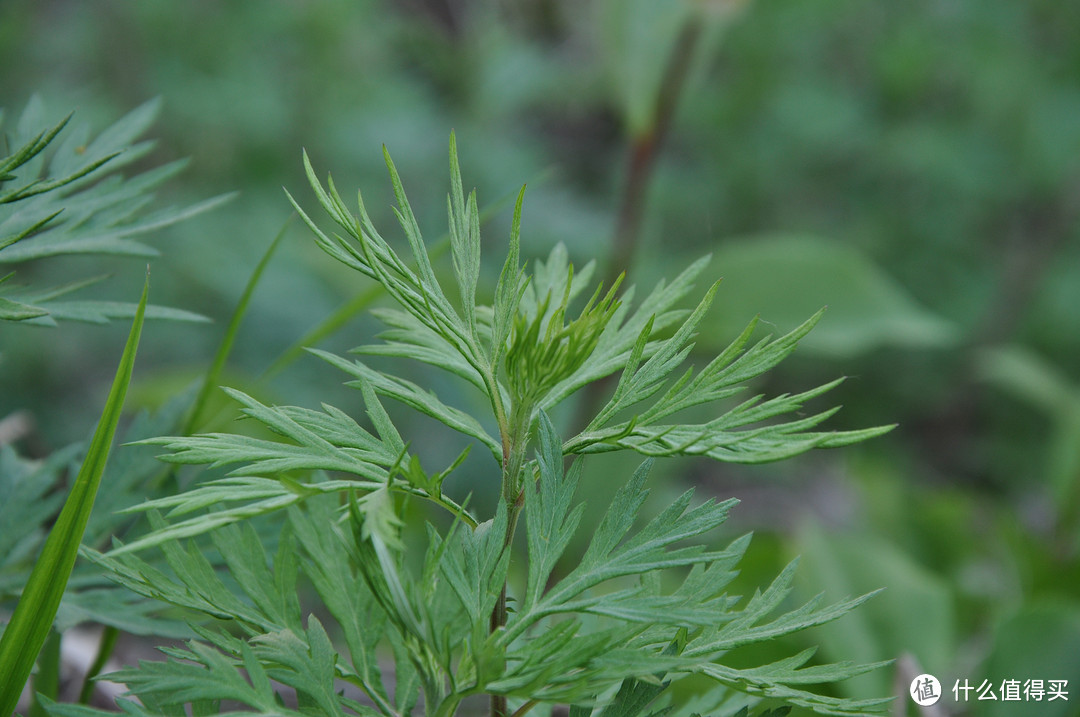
xmin=79 ymin=415 xmax=887 ymax=716
xmin=0 ymin=98 xmax=252 ymax=713
xmin=0 ymin=96 xmax=228 ymax=325
xmin=136 ymin=133 xmax=887 ymax=529
xmin=81 ymin=136 xmax=891 ymax=716
xmin=0 ymin=392 xmax=197 ymax=642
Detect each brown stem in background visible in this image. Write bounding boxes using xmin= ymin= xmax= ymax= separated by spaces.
xmin=583 ymin=16 xmax=704 ymax=424
xmin=491 ymin=17 xmax=714 ymax=716
xmin=605 ymin=16 xmax=702 ymax=288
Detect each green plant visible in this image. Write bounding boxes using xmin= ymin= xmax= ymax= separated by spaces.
xmin=60 ymin=136 xmax=891 ymax=717
xmin=0 ymin=277 xmax=148 ymax=716
xmin=0 ymin=98 xmax=229 ymax=713
xmin=0 ymin=96 xmax=227 ymax=325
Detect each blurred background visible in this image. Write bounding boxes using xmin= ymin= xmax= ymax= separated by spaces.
xmin=2 ymin=0 xmax=1079 ymax=714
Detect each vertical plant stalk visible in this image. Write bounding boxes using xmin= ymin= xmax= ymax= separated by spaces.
xmin=490 ymin=400 xmax=532 ymax=717
xmin=918 ymin=202 xmax=1074 ymax=496
xmin=485 ymin=21 xmax=707 ymax=711
xmin=583 ymin=15 xmax=704 ymax=430
xmin=77 ymin=625 xmax=119 ymax=704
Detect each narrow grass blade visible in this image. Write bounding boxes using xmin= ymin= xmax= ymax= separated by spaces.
xmin=261 ymin=279 xmax=390 ymax=381
xmin=183 ymin=218 xmax=290 ymax=434
xmin=0 ymin=273 xmax=149 ymax=716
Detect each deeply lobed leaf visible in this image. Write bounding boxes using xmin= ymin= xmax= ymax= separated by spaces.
xmin=83 ymin=135 xmax=892 ymax=717
xmin=0 ymin=97 xmax=230 ymax=324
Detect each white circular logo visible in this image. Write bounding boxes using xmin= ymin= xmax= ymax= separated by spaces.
xmin=910 ymin=673 xmax=942 ymax=706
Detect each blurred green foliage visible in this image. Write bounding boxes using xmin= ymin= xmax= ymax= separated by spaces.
xmin=2 ymin=0 xmax=1079 ymax=714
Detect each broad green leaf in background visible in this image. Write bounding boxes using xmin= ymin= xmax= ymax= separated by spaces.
xmin=979 ymin=601 xmax=1080 ymax=717
xmin=0 ymin=274 xmax=148 ymax=716
xmin=976 ymin=345 xmax=1077 ymax=416
xmin=793 ymin=520 xmax=954 ymax=700
xmin=702 ymin=235 xmax=956 ymax=357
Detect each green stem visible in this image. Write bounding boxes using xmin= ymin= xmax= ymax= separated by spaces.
xmin=78 ymin=626 xmax=119 ymax=703
xmin=606 ymin=15 xmax=702 ymax=286
xmin=486 ymin=373 xmax=512 ymax=467
xmin=490 ymin=402 xmax=532 ymax=717
xmin=184 ymin=219 xmax=290 ymax=435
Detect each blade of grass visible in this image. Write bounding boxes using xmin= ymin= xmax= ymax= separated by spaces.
xmin=183 ymin=217 xmax=291 ymax=434
xmin=0 ymin=271 xmax=149 ymax=716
